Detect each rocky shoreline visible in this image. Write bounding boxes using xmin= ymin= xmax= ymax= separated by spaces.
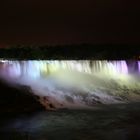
xmin=0 ymin=80 xmax=45 ymax=113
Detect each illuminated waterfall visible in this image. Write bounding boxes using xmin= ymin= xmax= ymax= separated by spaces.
xmin=138 ymin=61 xmax=140 ymax=73
xmin=0 ymin=60 xmax=140 ymax=109
xmin=0 ymin=60 xmax=132 ymax=78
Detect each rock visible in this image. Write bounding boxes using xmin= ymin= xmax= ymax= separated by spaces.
xmin=0 ymin=80 xmax=45 ymax=113
xmin=38 ymin=96 xmax=65 ymax=110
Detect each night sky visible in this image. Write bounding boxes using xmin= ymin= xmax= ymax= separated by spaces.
xmin=0 ymin=0 xmax=140 ymax=46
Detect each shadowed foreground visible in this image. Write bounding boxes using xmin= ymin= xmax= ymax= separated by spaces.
xmin=0 ymin=80 xmax=45 ymax=113
xmin=1 ymin=102 xmax=140 ymax=140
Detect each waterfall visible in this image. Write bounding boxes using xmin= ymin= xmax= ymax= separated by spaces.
xmin=0 ymin=60 xmax=140 ymax=109
xmin=0 ymin=60 xmax=137 ymax=78
xmin=138 ymin=61 xmax=140 ymax=73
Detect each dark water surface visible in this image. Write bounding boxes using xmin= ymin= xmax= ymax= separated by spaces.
xmin=1 ymin=103 xmax=140 ymax=140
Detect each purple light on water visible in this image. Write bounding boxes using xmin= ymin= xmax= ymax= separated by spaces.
xmin=138 ymin=61 xmax=140 ymax=73
xmin=118 ymin=61 xmax=128 ymax=74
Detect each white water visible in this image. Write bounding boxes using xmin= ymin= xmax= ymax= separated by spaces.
xmin=0 ymin=60 xmax=140 ymax=109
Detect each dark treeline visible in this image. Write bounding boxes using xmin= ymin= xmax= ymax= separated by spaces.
xmin=0 ymin=44 xmax=139 ymax=60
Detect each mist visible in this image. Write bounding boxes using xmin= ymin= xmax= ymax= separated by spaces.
xmin=0 ymin=60 xmax=140 ymax=109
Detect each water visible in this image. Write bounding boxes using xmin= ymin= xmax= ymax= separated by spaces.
xmin=0 ymin=60 xmax=140 ymax=140
xmin=0 ymin=60 xmax=140 ymax=109
xmin=1 ymin=103 xmax=140 ymax=140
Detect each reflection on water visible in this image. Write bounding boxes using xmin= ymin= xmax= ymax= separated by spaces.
xmin=0 ymin=60 xmax=140 ymax=109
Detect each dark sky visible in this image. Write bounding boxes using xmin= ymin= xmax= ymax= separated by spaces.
xmin=0 ymin=0 xmax=140 ymax=46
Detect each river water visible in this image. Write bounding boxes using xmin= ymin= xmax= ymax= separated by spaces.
xmin=1 ymin=103 xmax=140 ymax=140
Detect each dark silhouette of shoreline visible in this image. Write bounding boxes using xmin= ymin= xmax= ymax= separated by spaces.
xmin=0 ymin=44 xmax=139 ymax=60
